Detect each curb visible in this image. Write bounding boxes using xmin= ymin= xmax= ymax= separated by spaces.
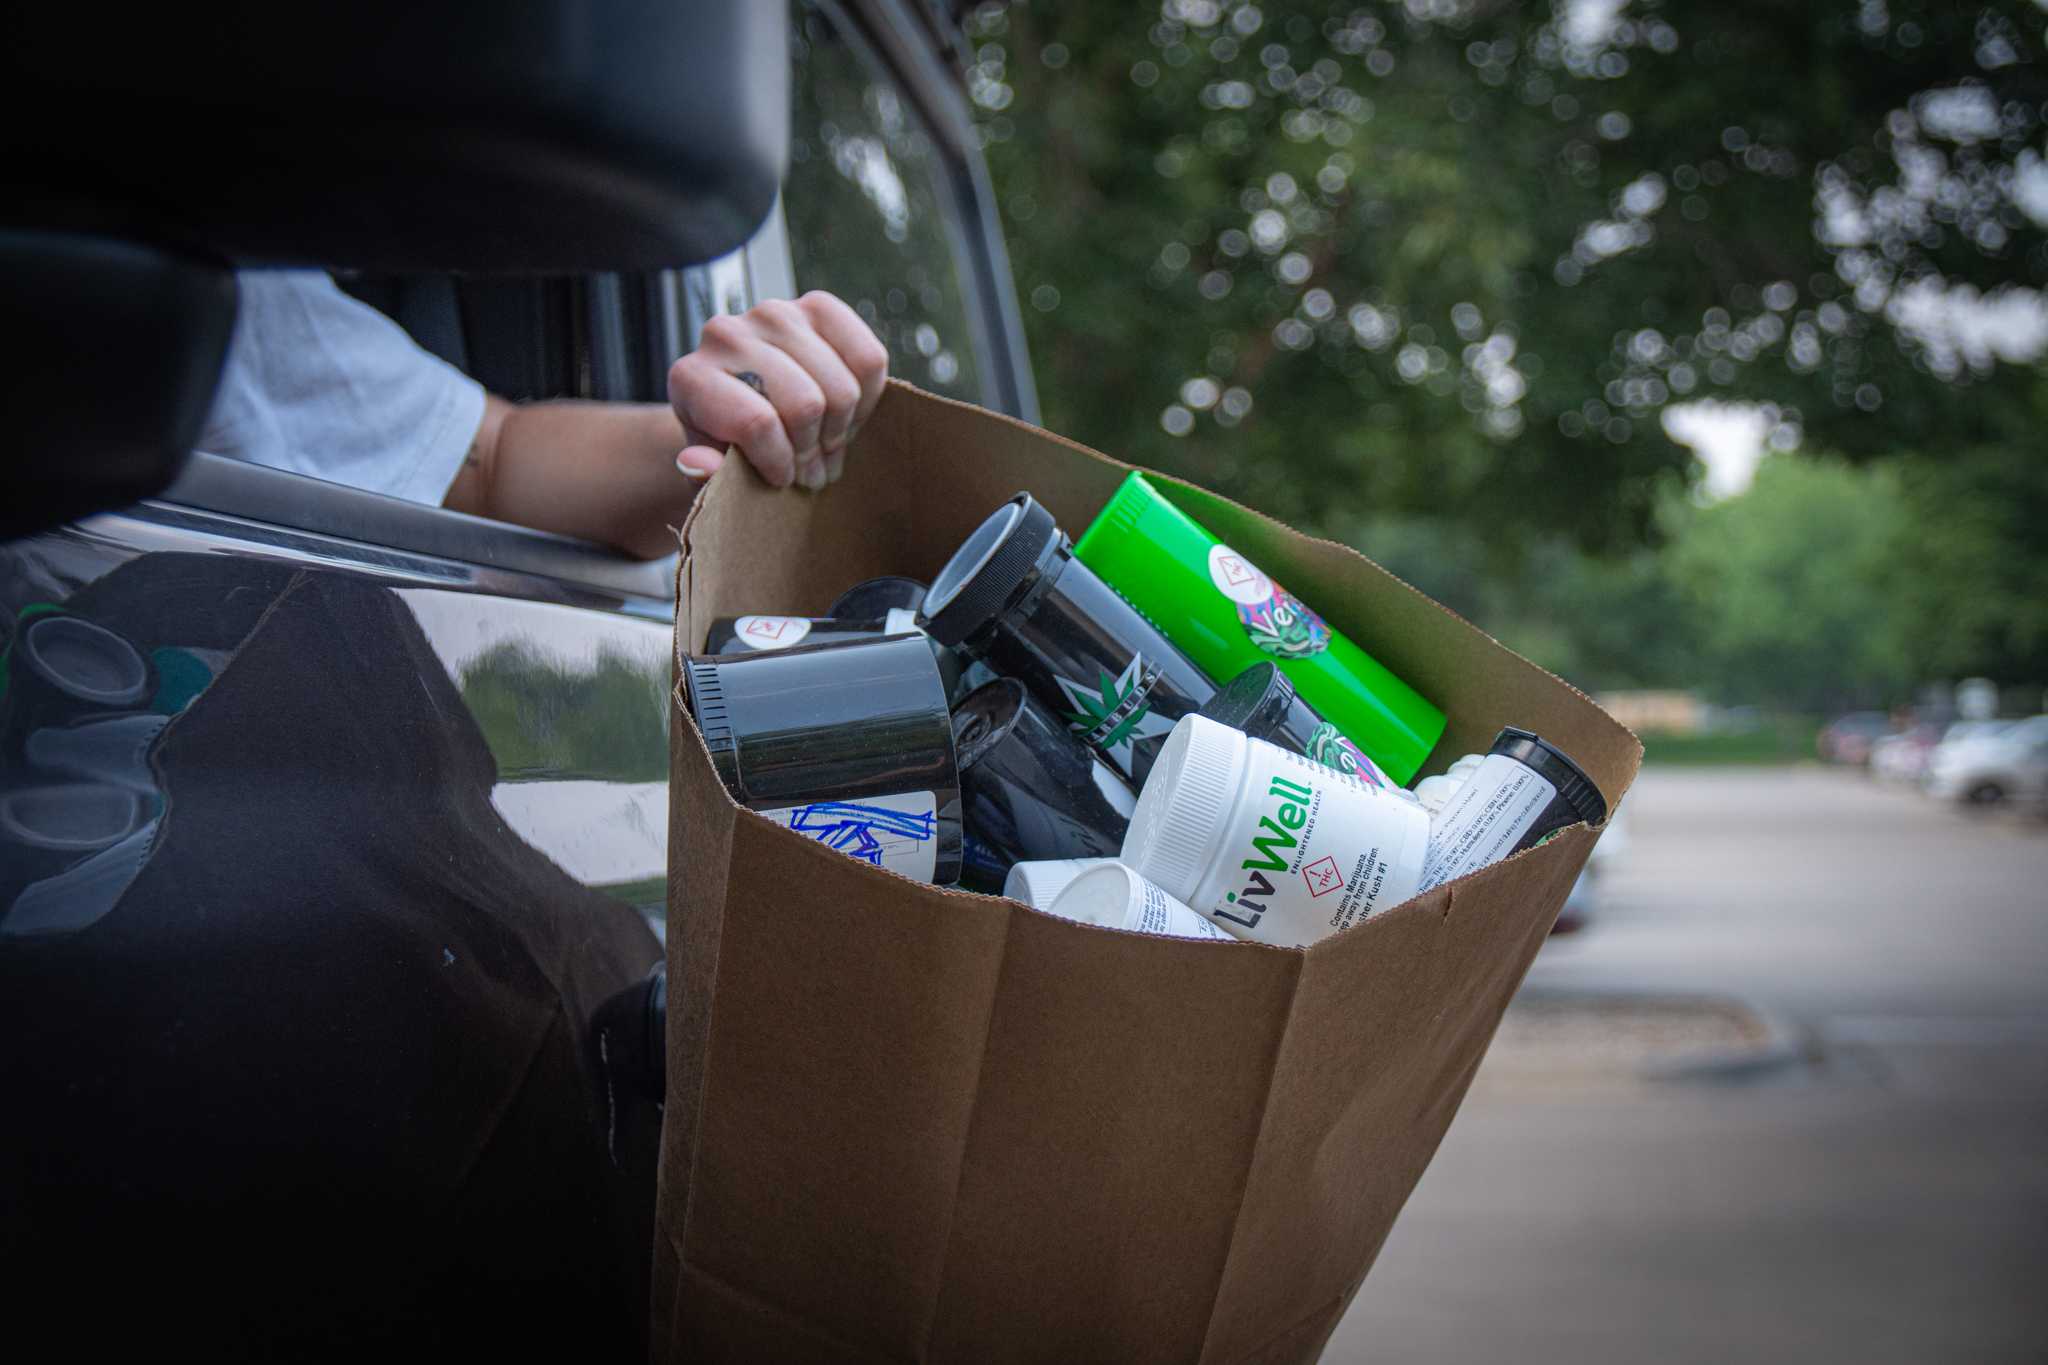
xmin=1513 ymin=984 xmax=1809 ymax=1085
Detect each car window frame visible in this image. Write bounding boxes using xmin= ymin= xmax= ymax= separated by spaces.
xmin=144 ymin=1 xmax=1034 ymax=597
xmin=781 ymin=0 xmax=1038 ymax=423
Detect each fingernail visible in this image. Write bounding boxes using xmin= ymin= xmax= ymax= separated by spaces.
xmin=677 ymin=453 xmax=713 ymax=480
xmin=824 ymin=449 xmax=846 ymax=483
xmin=800 ymin=458 xmax=828 ymax=491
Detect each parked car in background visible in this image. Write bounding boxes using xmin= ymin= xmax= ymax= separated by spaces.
xmin=1935 ymin=718 xmax=2013 ymax=752
xmin=1818 ymin=710 xmax=1893 ymax=766
xmin=1870 ymin=723 xmax=1945 ymax=785
xmin=1924 ymin=715 xmax=2048 ymax=808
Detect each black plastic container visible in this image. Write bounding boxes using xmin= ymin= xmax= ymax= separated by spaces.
xmin=1417 ymin=727 xmax=1608 ymax=892
xmin=1198 ymin=662 xmax=1395 ymax=789
xmin=682 ymin=633 xmax=962 ymax=884
xmin=1484 ymin=727 xmax=1608 ymax=844
xmin=951 ymin=679 xmax=1136 ymax=892
xmin=828 ymin=576 xmax=927 ymax=620
xmin=921 ymin=494 xmax=1216 ymax=784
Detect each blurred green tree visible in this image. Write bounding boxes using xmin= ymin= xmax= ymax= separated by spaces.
xmin=1662 ymin=456 xmax=1919 ymax=710
xmin=967 ymin=0 xmax=2048 ymax=554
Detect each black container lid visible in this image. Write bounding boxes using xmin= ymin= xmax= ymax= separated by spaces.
xmin=1198 ymin=661 xmax=1298 ymax=740
xmin=921 ymin=495 xmax=1059 ymax=647
xmin=952 ymin=678 xmax=1027 ymax=772
xmin=681 ymin=654 xmax=745 ymax=794
xmin=828 ymin=576 xmax=928 ymax=621
xmin=1489 ymin=727 xmax=1607 ymax=826
xmin=681 ymin=632 xmax=957 ymax=807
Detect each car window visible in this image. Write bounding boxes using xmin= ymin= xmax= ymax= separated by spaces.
xmin=785 ymin=0 xmax=983 ymax=402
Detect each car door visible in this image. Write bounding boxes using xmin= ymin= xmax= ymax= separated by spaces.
xmin=0 ymin=1 xmax=1032 ymax=1352
xmin=0 ymin=384 xmax=689 ymax=1355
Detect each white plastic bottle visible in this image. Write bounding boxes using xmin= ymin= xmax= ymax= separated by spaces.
xmin=1416 ymin=727 xmax=1607 ymax=892
xmin=1044 ymin=861 xmax=1234 ymax=941
xmin=1121 ymin=715 xmax=1430 ymax=947
xmin=1002 ymin=857 xmax=1117 ymax=909
xmin=1409 ymin=752 xmax=1485 ymax=815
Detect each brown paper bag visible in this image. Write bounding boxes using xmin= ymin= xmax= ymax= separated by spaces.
xmin=655 ymin=381 xmax=1640 ymax=1363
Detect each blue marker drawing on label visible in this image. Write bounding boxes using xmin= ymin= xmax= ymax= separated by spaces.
xmin=760 ymin=788 xmax=940 ymax=881
xmin=783 ymin=801 xmax=935 ymax=865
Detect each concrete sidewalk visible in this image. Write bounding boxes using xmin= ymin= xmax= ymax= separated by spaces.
xmin=1326 ymin=766 xmax=2048 ymax=1364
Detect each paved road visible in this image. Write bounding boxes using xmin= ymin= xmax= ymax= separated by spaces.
xmin=1326 ymin=766 xmax=2048 ymax=1365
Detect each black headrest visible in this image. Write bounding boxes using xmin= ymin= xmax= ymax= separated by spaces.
xmin=3 ymin=2 xmax=791 ymax=542
xmin=3 ymin=233 xmax=236 ymax=541
xmin=2 ymin=1 xmax=789 ymax=272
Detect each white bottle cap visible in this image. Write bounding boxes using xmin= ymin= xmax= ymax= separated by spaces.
xmin=1002 ymin=857 xmax=1115 ymax=909
xmin=1121 ymin=713 xmax=1248 ymax=906
xmin=1412 ymin=752 xmax=1485 ymax=814
xmin=1046 ymin=861 xmax=1233 ymax=940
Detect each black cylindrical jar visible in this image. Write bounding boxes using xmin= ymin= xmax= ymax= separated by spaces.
xmin=1197 ymin=662 xmax=1397 ymax=789
xmin=951 ymin=678 xmax=1136 ymax=892
xmin=682 ymin=633 xmax=962 ymax=884
xmin=921 ymin=494 xmax=1216 ymax=785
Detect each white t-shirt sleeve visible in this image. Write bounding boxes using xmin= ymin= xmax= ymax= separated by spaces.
xmin=197 ymin=271 xmax=488 ymax=506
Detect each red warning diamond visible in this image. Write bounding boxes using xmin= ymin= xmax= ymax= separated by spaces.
xmin=1216 ymin=554 xmax=1257 ymax=588
xmin=1302 ymin=855 xmax=1343 ymax=898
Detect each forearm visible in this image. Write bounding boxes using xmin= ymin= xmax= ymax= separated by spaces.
xmin=447 ymin=396 xmax=695 ymax=560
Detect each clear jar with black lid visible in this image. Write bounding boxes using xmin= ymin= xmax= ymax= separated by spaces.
xmin=922 ymin=494 xmax=1216 ymax=784
xmin=1198 ymin=662 xmax=1397 ymax=790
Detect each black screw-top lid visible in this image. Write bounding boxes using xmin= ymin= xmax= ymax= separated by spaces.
xmin=951 ymin=678 xmax=1027 ymax=772
xmin=681 ymin=656 xmax=743 ymax=793
xmin=1198 ymin=661 xmax=1298 ymax=739
xmin=1488 ymin=727 xmax=1608 ymax=826
xmin=920 ymin=494 xmax=1059 ymax=647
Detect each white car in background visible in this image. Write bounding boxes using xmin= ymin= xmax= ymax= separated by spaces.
xmin=1925 ymin=716 xmax=2048 ymax=808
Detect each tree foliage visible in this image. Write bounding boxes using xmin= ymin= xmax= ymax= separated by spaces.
xmin=969 ymin=0 xmax=2048 ymax=549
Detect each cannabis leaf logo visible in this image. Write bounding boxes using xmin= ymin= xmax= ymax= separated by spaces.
xmin=1055 ymin=655 xmax=1145 ymax=745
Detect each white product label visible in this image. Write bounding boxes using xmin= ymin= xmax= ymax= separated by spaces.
xmin=1203 ymin=746 xmax=1428 ymax=946
xmin=1207 ymin=543 xmax=1275 ymax=606
xmin=1417 ymin=755 xmax=1556 ymax=892
xmin=759 ymin=789 xmax=939 ymax=882
xmin=1132 ymin=876 xmax=1234 ymax=941
xmin=734 ymin=615 xmax=812 ymax=650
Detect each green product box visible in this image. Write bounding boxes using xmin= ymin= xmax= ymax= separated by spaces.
xmin=1073 ymin=471 xmax=1446 ymax=784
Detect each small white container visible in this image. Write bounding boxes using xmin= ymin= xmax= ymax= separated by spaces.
xmin=1410 ymin=752 xmax=1485 ymax=815
xmin=1122 ymin=714 xmax=1430 ymax=947
xmin=1044 ymin=861 xmax=1234 ymax=941
xmin=1002 ymin=857 xmax=1117 ymax=910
